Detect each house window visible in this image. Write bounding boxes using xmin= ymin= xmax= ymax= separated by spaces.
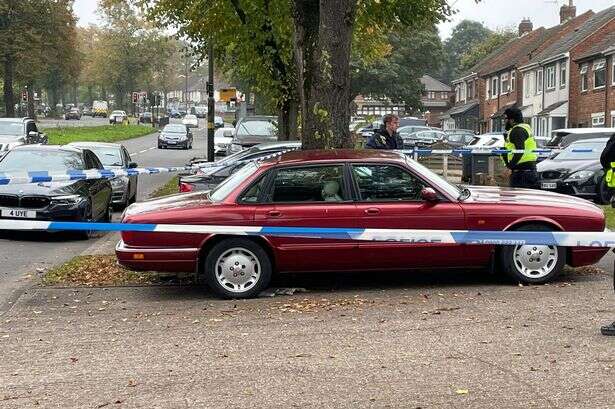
xmin=511 ymin=71 xmax=516 ymax=91
xmin=486 ymin=80 xmax=490 ymax=101
xmin=591 ymin=112 xmax=605 ymax=127
xmin=492 ymin=77 xmax=499 ymax=98
xmin=536 ymin=69 xmax=543 ymax=95
xmin=594 ymin=60 xmax=606 ymax=89
xmin=455 ymin=86 xmax=461 ymax=102
xmin=580 ymin=64 xmax=588 ymax=92
xmin=560 ymin=63 xmax=567 ymax=88
xmin=441 ymin=92 xmax=448 ymax=99
xmin=524 ymin=73 xmax=531 ymax=98
xmin=546 ymin=65 xmax=556 ymax=90
xmin=501 ymin=73 xmax=509 ymax=94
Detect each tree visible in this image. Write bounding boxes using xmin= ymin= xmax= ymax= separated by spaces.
xmin=459 ymin=29 xmax=516 ymax=74
xmin=351 ymin=26 xmax=444 ymax=115
xmin=439 ymin=20 xmax=492 ymax=83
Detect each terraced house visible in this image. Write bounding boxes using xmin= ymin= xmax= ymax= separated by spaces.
xmin=445 ymin=2 xmax=615 ymax=137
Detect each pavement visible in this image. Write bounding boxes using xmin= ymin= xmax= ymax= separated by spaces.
xmin=0 ymin=119 xmax=209 ymax=313
xmin=0 ymin=266 xmax=613 ymax=408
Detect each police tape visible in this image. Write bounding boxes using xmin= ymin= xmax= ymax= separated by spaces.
xmin=0 ymin=147 xmax=596 ymax=185
xmin=1 ymin=219 xmax=613 ymax=248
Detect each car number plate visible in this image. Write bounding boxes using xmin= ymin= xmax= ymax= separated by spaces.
xmin=1 ymin=208 xmax=36 ymax=218
xmin=168 ymin=141 xmax=177 ymax=144
xmin=541 ymin=182 xmax=557 ymax=189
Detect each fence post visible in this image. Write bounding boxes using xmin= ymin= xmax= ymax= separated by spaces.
xmin=488 ymin=157 xmax=496 ymax=185
xmin=443 ymin=153 xmax=448 ymax=180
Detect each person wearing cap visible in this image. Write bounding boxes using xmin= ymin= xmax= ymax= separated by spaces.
xmin=501 ymin=107 xmax=538 ymax=189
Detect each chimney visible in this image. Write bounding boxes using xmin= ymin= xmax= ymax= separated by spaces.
xmin=560 ymin=0 xmax=576 ymax=24
xmin=518 ymin=18 xmax=533 ymax=36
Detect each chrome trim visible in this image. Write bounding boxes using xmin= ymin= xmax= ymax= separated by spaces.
xmin=115 ymin=240 xmax=198 ymax=253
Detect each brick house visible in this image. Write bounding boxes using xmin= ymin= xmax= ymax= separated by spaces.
xmin=419 ymin=75 xmax=453 ymax=127
xmin=570 ymin=23 xmax=615 ymax=128
xmin=518 ymin=7 xmax=613 ymax=137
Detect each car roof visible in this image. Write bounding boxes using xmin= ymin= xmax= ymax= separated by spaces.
xmin=241 ymin=115 xmax=276 ymax=121
xmin=12 ymin=144 xmax=82 ymax=153
xmin=570 ymin=137 xmax=610 ymax=144
xmin=0 ymin=118 xmax=27 ymax=123
xmin=266 ymin=149 xmax=405 ymax=165
xmin=554 ymin=128 xmax=615 ymax=134
xmin=67 ymin=141 xmax=122 ymax=149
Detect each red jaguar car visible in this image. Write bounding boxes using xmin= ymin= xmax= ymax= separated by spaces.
xmin=117 ymin=150 xmax=608 ymax=298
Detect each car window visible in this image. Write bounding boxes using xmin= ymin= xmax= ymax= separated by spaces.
xmin=239 ymin=174 xmax=269 ymax=203
xmin=237 ymin=120 xmax=275 ymax=137
xmin=269 ymin=165 xmax=346 ymax=203
xmin=553 ymin=141 xmax=606 ymax=161
xmin=352 ymin=164 xmax=426 ymax=202
xmin=163 ymin=124 xmax=186 ymax=133
xmin=0 ymin=150 xmax=85 ymax=172
xmin=210 ymin=161 xmax=259 ymax=202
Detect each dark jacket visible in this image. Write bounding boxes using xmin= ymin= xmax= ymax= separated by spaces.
xmin=502 ymin=125 xmax=536 ymax=171
xmin=366 ymin=127 xmax=404 ymax=150
xmin=600 ymin=134 xmax=615 ymax=170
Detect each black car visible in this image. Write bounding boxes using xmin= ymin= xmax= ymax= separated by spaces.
xmin=442 ymin=130 xmax=476 ymax=148
xmin=537 ymin=138 xmax=611 ymax=204
xmin=158 ymin=124 xmax=193 ymax=149
xmin=64 ymin=108 xmax=81 ymax=120
xmin=0 ymin=145 xmax=112 ymax=231
xmin=139 ymin=112 xmax=153 ymax=124
xmin=179 ymin=141 xmax=301 ymax=192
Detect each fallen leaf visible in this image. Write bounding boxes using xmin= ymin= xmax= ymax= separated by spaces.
xmin=456 ymin=389 xmax=469 ymax=395
xmin=70 ymin=357 xmax=78 ymax=363
xmin=127 ymin=379 xmax=137 ymax=387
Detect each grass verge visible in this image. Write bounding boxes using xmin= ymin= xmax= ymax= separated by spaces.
xmin=41 ymin=255 xmax=193 ymax=287
xmin=601 ymin=205 xmax=615 ymax=230
xmin=43 ymin=125 xmax=156 ymax=145
xmin=150 ymin=176 xmax=180 ymax=198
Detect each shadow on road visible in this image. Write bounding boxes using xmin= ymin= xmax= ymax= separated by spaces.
xmin=0 ymin=229 xmax=104 ymax=243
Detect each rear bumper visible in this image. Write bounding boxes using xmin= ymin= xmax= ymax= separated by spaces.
xmin=115 ymin=240 xmax=198 ymax=272
xmin=568 ymin=247 xmax=610 ymax=267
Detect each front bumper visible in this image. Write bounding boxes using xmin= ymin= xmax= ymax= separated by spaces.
xmin=538 ymin=178 xmax=599 ymax=198
xmin=0 ymin=202 xmax=88 ymax=223
xmin=159 ymin=139 xmax=189 ymax=148
xmin=115 ymin=239 xmax=198 ymax=272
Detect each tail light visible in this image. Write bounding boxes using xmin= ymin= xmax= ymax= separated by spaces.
xmin=179 ymin=182 xmax=194 ymax=193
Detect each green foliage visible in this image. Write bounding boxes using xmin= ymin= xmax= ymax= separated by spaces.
xmin=459 ymin=29 xmax=516 ymax=74
xmin=439 ymin=20 xmax=492 ymax=82
xmin=43 ymin=125 xmax=156 ymax=145
xmin=351 ymin=26 xmax=444 ymax=113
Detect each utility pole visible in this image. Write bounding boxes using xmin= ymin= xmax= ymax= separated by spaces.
xmin=207 ymin=42 xmax=215 ymax=162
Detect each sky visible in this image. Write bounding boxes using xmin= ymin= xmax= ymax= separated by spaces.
xmin=74 ymin=0 xmax=614 ymax=39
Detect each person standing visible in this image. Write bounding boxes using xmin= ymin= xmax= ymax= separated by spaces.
xmin=366 ymin=114 xmax=403 ymax=150
xmin=599 ymin=133 xmax=615 ymax=336
xmin=501 ymin=107 xmax=538 ymax=189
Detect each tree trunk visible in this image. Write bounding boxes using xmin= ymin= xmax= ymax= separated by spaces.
xmin=48 ymin=86 xmax=59 ymax=117
xmin=3 ymin=53 xmax=15 ymax=117
xmin=292 ymin=0 xmax=357 ymax=149
xmin=277 ymin=97 xmax=299 ymax=141
xmin=87 ymin=86 xmax=94 ymax=107
xmin=26 ymin=83 xmax=35 ymax=119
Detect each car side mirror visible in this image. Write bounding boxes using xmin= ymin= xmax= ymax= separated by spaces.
xmin=421 ymin=187 xmax=438 ymax=202
xmin=28 ymin=131 xmax=38 ymax=139
xmin=128 ymin=162 xmax=138 ymax=169
xmin=223 ymin=129 xmax=233 ymax=137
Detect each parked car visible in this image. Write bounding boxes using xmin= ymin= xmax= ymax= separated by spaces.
xmin=400 ymin=129 xmax=446 ymax=149
xmin=92 ymin=101 xmax=108 ymax=118
xmin=358 ymin=121 xmax=383 ymax=138
xmin=465 ymin=132 xmax=505 ymax=149
xmin=545 ymin=128 xmax=615 ymax=149
xmin=64 ymin=108 xmax=81 ymax=120
xmin=67 ymin=142 xmax=138 ymax=209
xmin=179 ymin=141 xmax=302 ymax=192
xmin=109 ymin=110 xmax=129 ymax=125
xmin=0 ymin=117 xmax=47 ymax=154
xmin=138 ymin=112 xmax=153 ymax=124
xmin=158 ymin=124 xmax=193 ymax=149
xmin=214 ymin=115 xmax=224 ymax=128
xmin=117 ymin=149 xmax=608 ymax=298
xmin=182 ymin=114 xmax=199 ymax=128
xmin=399 ymin=117 xmax=428 ymax=127
xmin=81 ymin=107 xmax=93 ymax=117
xmin=169 ymin=109 xmax=182 ymax=119
xmin=194 ymin=106 xmax=207 ymax=118
xmin=537 ymin=138 xmax=611 ymax=204
xmin=0 ymin=145 xmax=112 ymax=235
xmin=227 ymin=116 xmax=277 ymax=154
xmin=214 ymin=127 xmax=234 ymax=156
xmin=442 ymin=131 xmax=476 ymax=148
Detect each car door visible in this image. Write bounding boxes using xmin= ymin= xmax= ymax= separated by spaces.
xmin=122 ymin=147 xmax=138 ymax=198
xmin=253 ymin=164 xmax=359 ymax=272
xmin=84 ymin=151 xmax=109 ymax=220
xmin=351 ymin=163 xmax=467 ymax=269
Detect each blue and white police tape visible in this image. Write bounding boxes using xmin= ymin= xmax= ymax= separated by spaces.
xmin=1 ymin=219 xmax=613 ymax=247
xmin=0 ymin=147 xmax=597 ymax=185
xmin=399 ymin=148 xmax=595 ymax=156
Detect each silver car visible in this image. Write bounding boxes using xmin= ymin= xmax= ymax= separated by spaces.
xmin=68 ymin=142 xmax=138 ymax=209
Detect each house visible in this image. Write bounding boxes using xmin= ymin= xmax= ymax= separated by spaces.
xmin=570 ymin=16 xmax=615 ymax=128
xmin=353 ymin=95 xmax=405 ymax=117
xmin=518 ymin=6 xmax=614 ymax=136
xmin=419 ymin=75 xmax=453 ymax=127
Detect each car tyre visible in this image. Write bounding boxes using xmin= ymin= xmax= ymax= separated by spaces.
xmin=597 ymin=179 xmax=612 ymax=205
xmin=78 ymin=200 xmax=96 ymax=240
xmin=499 ymin=223 xmax=565 ymax=284
xmin=204 ymin=238 xmax=272 ymax=299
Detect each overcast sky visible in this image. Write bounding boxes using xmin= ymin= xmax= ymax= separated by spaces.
xmin=74 ymin=0 xmax=614 ymax=39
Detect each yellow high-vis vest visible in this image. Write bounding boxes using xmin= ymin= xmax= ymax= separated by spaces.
xmin=504 ymin=123 xmax=537 ymax=164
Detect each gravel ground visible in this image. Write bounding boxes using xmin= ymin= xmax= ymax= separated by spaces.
xmin=1 ymin=267 xmax=613 ymax=408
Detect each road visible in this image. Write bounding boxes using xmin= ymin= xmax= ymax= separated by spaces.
xmin=0 ymin=119 xmax=210 ymax=312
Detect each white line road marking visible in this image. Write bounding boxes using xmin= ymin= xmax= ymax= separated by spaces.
xmin=130 ymin=147 xmax=156 ymax=157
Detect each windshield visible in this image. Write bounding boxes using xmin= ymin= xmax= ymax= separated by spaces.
xmin=86 ymin=147 xmax=123 ymax=167
xmin=405 ymin=156 xmax=461 ymax=199
xmin=163 ymin=125 xmax=186 ymax=134
xmin=210 ymin=161 xmax=258 ymax=202
xmin=0 ymin=150 xmax=84 ymax=173
xmin=237 ymin=120 xmax=275 ymax=137
xmin=553 ymin=141 xmax=606 ymax=161
xmin=0 ymin=122 xmax=23 ymax=136
xmin=399 ymin=126 xmax=429 ymax=136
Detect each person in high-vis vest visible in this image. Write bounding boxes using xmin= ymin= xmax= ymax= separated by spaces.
xmin=501 ymin=107 xmax=538 ymax=189
xmin=599 ymin=133 xmax=615 ymax=336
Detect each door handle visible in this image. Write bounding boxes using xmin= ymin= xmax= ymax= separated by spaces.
xmin=364 ymin=208 xmax=380 ymax=215
xmin=267 ymin=210 xmax=281 ymax=217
